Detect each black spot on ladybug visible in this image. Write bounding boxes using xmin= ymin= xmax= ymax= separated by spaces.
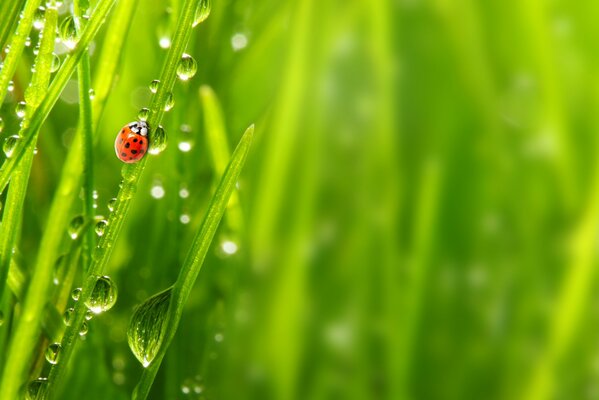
xmin=121 ymin=152 xmax=127 ymax=157
xmin=139 ymin=140 xmax=144 ymax=144
xmin=125 ymin=142 xmax=130 ymax=148
xmin=131 ymin=150 xmax=138 ymax=154
xmin=133 ymin=138 xmax=138 ymax=142
xmin=129 ymin=157 xmax=133 ymax=160
xmin=121 ymin=129 xmax=126 ymax=133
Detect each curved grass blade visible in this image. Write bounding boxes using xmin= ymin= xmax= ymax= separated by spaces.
xmin=131 ymin=124 xmax=254 ymax=400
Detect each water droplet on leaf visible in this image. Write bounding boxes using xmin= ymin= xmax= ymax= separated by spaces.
xmin=63 ymin=307 xmax=74 ymax=326
xmin=50 ymin=53 xmax=60 ymax=72
xmin=25 ymin=378 xmax=48 ymax=400
xmin=95 ymin=219 xmax=107 ymax=236
xmin=16 ymin=101 xmax=27 ymax=118
xmin=149 ymin=79 xmax=160 ymax=93
xmin=108 ymin=197 xmax=117 ymax=212
xmin=68 ymin=215 xmax=84 ymax=239
xmin=3 ymin=135 xmax=20 ymax=157
xmin=128 ymin=288 xmax=172 ymax=367
xmin=85 ymin=275 xmax=117 ymax=314
xmin=138 ymin=108 xmax=149 ymax=121
xmin=59 ymin=16 xmax=78 ymax=49
xmin=177 ymin=54 xmax=197 ymax=81
xmin=72 ymin=288 xmax=82 ymax=301
xmin=45 ymin=343 xmax=62 ymax=364
xmin=149 ymin=125 xmax=167 ymax=155
xmin=164 ymin=93 xmax=174 ymax=111
xmin=193 ymin=0 xmax=211 ymax=27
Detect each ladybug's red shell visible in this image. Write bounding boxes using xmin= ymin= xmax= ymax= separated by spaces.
xmin=115 ymin=121 xmax=149 ymax=163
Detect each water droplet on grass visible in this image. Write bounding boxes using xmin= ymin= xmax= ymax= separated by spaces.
xmin=16 ymin=101 xmax=27 ymax=118
xmin=79 ymin=321 xmax=88 ymax=336
xmin=72 ymin=288 xmax=81 ymax=301
xmin=128 ymin=287 xmax=172 ymax=367
xmin=149 ymin=125 xmax=167 ymax=155
xmin=59 ymin=16 xmax=78 ymax=49
xmin=177 ymin=54 xmax=197 ymax=81
xmin=193 ymin=0 xmax=211 ymax=27
xmin=84 ymin=276 xmax=117 ymax=314
xmin=0 ymin=117 xmax=4 ymax=133
xmin=63 ymin=307 xmax=74 ymax=325
xmin=179 ymin=214 xmax=190 ymax=224
xmin=45 ymin=343 xmax=62 ymax=364
xmin=33 ymin=7 xmax=45 ymax=30
xmin=88 ymin=88 xmax=95 ymax=100
xmin=7 ymin=81 xmax=14 ymax=92
xmin=149 ymin=79 xmax=160 ymax=93
xmin=25 ymin=378 xmax=48 ymax=399
xmin=95 ymin=219 xmax=107 ymax=236
xmin=50 ymin=53 xmax=60 ymax=72
xmin=138 ymin=108 xmax=149 ymax=121
xmin=164 ymin=93 xmax=174 ymax=111
xmin=68 ymin=215 xmax=84 ymax=239
xmin=3 ymin=135 xmax=20 ymax=157
xmin=108 ymin=198 xmax=117 ymax=212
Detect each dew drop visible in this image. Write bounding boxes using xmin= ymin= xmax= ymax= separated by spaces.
xmin=85 ymin=275 xmax=118 ymax=314
xmin=149 ymin=125 xmax=167 ymax=155
xmin=176 ymin=54 xmax=197 ymax=81
xmin=95 ymin=219 xmax=108 ymax=237
xmin=68 ymin=215 xmax=84 ymax=239
xmin=192 ymin=0 xmax=211 ymax=27
xmin=59 ymin=16 xmax=78 ymax=49
xmin=33 ymin=7 xmax=46 ymax=30
xmin=3 ymin=135 xmax=20 ymax=157
xmin=45 ymin=343 xmax=62 ymax=365
xmin=7 ymin=81 xmax=14 ymax=92
xmin=127 ymin=288 xmax=172 ymax=367
xmin=16 ymin=101 xmax=27 ymax=118
xmin=63 ymin=307 xmax=74 ymax=326
xmin=164 ymin=93 xmax=174 ymax=111
xmin=72 ymin=287 xmax=82 ymax=301
xmin=221 ymin=240 xmax=238 ymax=255
xmin=179 ymin=187 xmax=189 ymax=198
xmin=138 ymin=107 xmax=149 ymax=121
xmin=88 ymin=88 xmax=95 ymax=100
xmin=50 ymin=53 xmax=60 ymax=72
xmin=149 ymin=79 xmax=160 ymax=93
xmin=85 ymin=310 xmax=93 ymax=320
xmin=179 ymin=214 xmax=190 ymax=224
xmin=150 ymin=184 xmax=165 ymax=199
xmin=79 ymin=321 xmax=88 ymax=336
xmin=25 ymin=37 xmax=31 ymax=47
xmin=178 ymin=141 xmax=192 ymax=152
xmin=231 ymin=33 xmax=248 ymax=51
xmin=0 ymin=117 xmax=4 ymax=133
xmin=159 ymin=37 xmax=171 ymax=49
xmin=25 ymin=378 xmax=48 ymax=400
xmin=108 ymin=197 xmax=117 ymax=212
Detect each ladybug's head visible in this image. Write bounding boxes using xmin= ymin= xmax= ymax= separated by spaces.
xmin=128 ymin=120 xmax=150 ymax=137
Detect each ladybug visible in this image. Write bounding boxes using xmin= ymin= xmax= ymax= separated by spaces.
xmin=115 ymin=121 xmax=149 ymax=163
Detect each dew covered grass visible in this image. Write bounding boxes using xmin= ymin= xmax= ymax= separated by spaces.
xmin=1 ymin=0 xmax=597 ymax=400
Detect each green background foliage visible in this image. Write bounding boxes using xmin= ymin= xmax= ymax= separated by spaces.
xmin=2 ymin=0 xmax=596 ymax=399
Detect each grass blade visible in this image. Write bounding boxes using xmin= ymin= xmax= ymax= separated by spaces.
xmin=0 ymin=6 xmax=59 ymax=398
xmin=0 ymin=0 xmax=117 ymax=194
xmin=45 ymin=0 xmax=202 ymax=395
xmin=131 ymin=124 xmax=254 ymax=400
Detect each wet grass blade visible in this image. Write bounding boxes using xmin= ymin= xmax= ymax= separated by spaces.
xmin=131 ymin=124 xmax=254 ymax=400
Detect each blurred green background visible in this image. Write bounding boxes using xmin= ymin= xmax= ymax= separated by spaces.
xmin=5 ymin=0 xmax=599 ymax=398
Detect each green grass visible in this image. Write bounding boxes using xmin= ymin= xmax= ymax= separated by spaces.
xmin=3 ymin=0 xmax=599 ymax=400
